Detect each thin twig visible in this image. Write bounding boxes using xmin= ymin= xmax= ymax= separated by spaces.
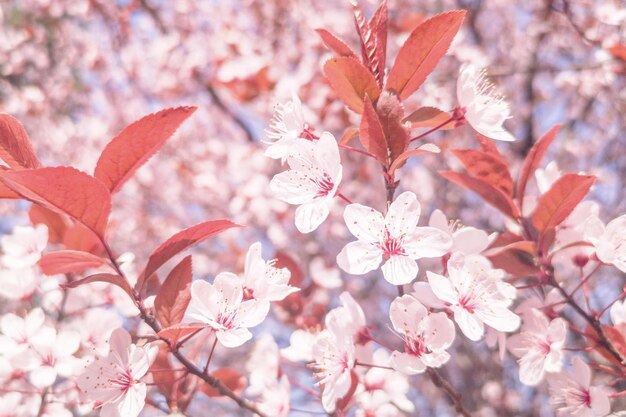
xmin=426 ymin=368 xmax=473 ymax=417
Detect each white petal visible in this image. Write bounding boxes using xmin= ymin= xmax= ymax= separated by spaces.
xmin=381 ymin=255 xmax=418 ymax=285
xmin=571 ymin=356 xmax=591 ymax=388
xmin=518 ymin=352 xmax=546 ymax=386
xmin=336 ymin=241 xmax=382 ymax=275
xmin=404 ymin=227 xmax=452 ymax=258
xmin=385 ymin=192 xmax=421 ymax=237
xmin=391 ymin=351 xmax=426 ymax=375
xmin=343 ymin=204 xmax=384 ymax=243
xmin=108 ymin=328 xmax=131 ymax=363
xmin=426 ymin=271 xmax=457 ymax=304
xmin=295 ymin=199 xmax=330 ymax=233
xmin=270 ymin=170 xmax=317 ymax=205
xmin=117 ymin=383 xmax=147 ymax=417
xmin=453 ymin=307 xmax=485 ymax=341
xmin=29 ymin=365 xmax=57 ymax=388
xmin=423 ymin=312 xmax=456 ymax=350
xmin=476 ymin=306 xmax=521 ymax=333
xmin=217 ymin=328 xmax=252 ymax=348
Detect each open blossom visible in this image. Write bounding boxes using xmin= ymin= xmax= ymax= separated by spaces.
xmin=1 ymin=224 xmax=48 ymax=269
xmin=428 ymin=209 xmax=492 ymax=256
xmin=389 ymin=295 xmax=455 ymax=375
xmin=549 ymin=357 xmax=611 ymax=417
xmin=0 ymin=308 xmax=46 ymax=356
xmin=325 ymin=292 xmax=367 ymax=341
xmin=257 ymin=375 xmax=291 ymax=417
xmin=508 ymin=309 xmax=567 ymax=386
xmin=584 ymin=214 xmax=626 ymax=273
xmin=77 ymin=328 xmax=157 ymax=417
xmin=456 ymin=63 xmax=515 ymax=142
xmin=186 ymin=273 xmax=267 ymax=347
xmin=265 ymin=93 xmax=315 ymax=161
xmin=311 ymin=312 xmax=356 ymax=413
xmin=239 ymin=242 xmax=298 ymax=305
xmin=427 ymin=259 xmax=520 ymax=341
xmin=337 ymin=191 xmax=452 ymax=285
xmin=270 ymin=132 xmax=342 ymax=233
xmin=246 ymin=334 xmax=280 ymax=396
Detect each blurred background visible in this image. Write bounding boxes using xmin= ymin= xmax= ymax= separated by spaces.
xmin=0 ymin=0 xmax=624 ymax=416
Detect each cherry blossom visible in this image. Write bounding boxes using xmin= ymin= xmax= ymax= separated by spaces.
xmin=337 ymin=191 xmax=452 ymax=285
xmin=508 ymin=309 xmax=567 ymax=386
xmin=265 ymin=92 xmax=313 ymax=161
xmin=239 ymin=241 xmax=298 ymax=306
xmin=270 ymin=132 xmax=343 ymax=233
xmin=428 ymin=209 xmax=492 ymax=256
xmin=311 ymin=312 xmax=356 ymax=412
xmin=246 ymin=334 xmax=279 ymax=396
xmin=584 ymin=214 xmax=626 ymax=273
xmin=77 ymin=328 xmax=157 ymax=417
xmin=389 ymin=295 xmax=455 ymax=375
xmin=549 ymin=356 xmax=611 ymax=417
xmin=427 ymin=259 xmax=520 ymax=341
xmin=610 ymin=299 xmax=626 ymax=329
xmin=325 ymin=292 xmax=367 ymax=342
xmin=456 ymin=63 xmax=515 ymax=142
xmin=256 ymin=375 xmax=291 ymax=417
xmin=0 ymin=308 xmax=46 ymax=356
xmin=0 ymin=224 xmax=48 ymax=269
xmin=186 ymin=273 xmax=267 ymax=347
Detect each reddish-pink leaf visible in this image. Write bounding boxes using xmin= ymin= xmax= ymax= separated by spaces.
xmin=39 ymin=250 xmax=109 ymax=276
xmin=368 ymin=0 xmax=388 ymax=86
xmin=63 ymin=273 xmax=132 ymax=298
xmin=62 ymin=223 xmax=106 ymax=255
xmin=29 ymin=205 xmax=69 ymax=244
xmin=352 ymin=2 xmax=382 ymax=84
xmin=142 ymin=219 xmax=240 ymax=282
xmin=339 ymin=127 xmax=359 ymax=146
xmin=198 ymin=368 xmax=247 ymax=398
xmin=0 ymin=167 xmax=111 ymax=239
xmin=360 ymin=96 xmax=389 ymax=165
xmin=389 ymin=144 xmax=440 ymax=175
xmin=386 ymin=10 xmax=466 ymax=99
xmin=315 ymin=29 xmax=357 ymax=57
xmin=485 ymin=241 xmax=539 ymax=278
xmin=158 ymin=323 xmax=205 ymax=345
xmin=403 ymin=106 xmax=454 ymax=129
xmin=452 ymin=149 xmax=514 ymax=196
xmin=376 ymin=91 xmax=409 ymax=163
xmin=516 ymin=124 xmax=561 ymax=206
xmin=94 ymin=106 xmax=197 ymax=193
xmin=440 ymin=171 xmax=521 ymax=219
xmin=323 ymin=57 xmax=381 ymax=114
xmin=531 ymin=173 xmax=596 ymax=237
xmin=155 ymin=256 xmax=193 ymax=328
xmin=0 ymin=114 xmax=40 ymax=169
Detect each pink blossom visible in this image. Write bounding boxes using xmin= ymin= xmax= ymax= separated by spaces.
xmin=584 ymin=214 xmax=626 ymax=273
xmin=508 ymin=309 xmax=567 ymax=386
xmin=428 ymin=209 xmax=492 ymax=256
xmin=270 ymin=132 xmax=343 ymax=233
xmin=0 ymin=225 xmax=48 ymax=269
xmin=549 ymin=356 xmax=611 ymax=417
xmin=337 ymin=191 xmax=452 ymax=285
xmin=77 ymin=328 xmax=157 ymax=417
xmin=427 ymin=260 xmax=520 ymax=341
xmin=457 ymin=63 xmax=515 ymax=141
xmin=186 ymin=273 xmax=267 ymax=347
xmin=264 ymin=92 xmax=312 ymax=161
xmin=389 ymin=295 xmax=455 ymax=375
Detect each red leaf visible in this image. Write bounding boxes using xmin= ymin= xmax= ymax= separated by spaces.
xmin=94 ymin=106 xmax=197 ymax=193
xmin=29 ymin=205 xmax=69 ymax=244
xmin=368 ymin=0 xmax=389 ymax=86
xmin=351 ymin=2 xmax=382 ymax=85
xmin=376 ymin=91 xmax=409 ymax=163
xmin=601 ymin=325 xmax=626 ymax=366
xmin=452 ymin=149 xmax=514 ymax=196
xmin=198 ymin=368 xmax=247 ymax=398
xmin=39 ymin=250 xmax=108 ymax=276
xmin=485 ymin=241 xmax=539 ymax=278
xmin=440 ymin=171 xmax=521 ymax=219
xmin=386 ymin=10 xmax=466 ymax=99
xmin=388 ymin=144 xmax=440 ymax=175
xmin=403 ymin=106 xmax=454 ymax=130
xmin=63 ymin=273 xmax=132 ymax=298
xmin=360 ymin=96 xmax=389 ymax=165
xmin=531 ymin=173 xmax=596 ymax=237
xmin=142 ymin=219 xmax=240 ymax=283
xmin=323 ymin=57 xmax=381 ymax=114
xmin=62 ymin=223 xmax=106 ymax=255
xmin=339 ymin=127 xmax=359 ymax=146
xmin=315 ymin=29 xmax=357 ymax=57
xmin=0 ymin=167 xmax=111 ymax=239
xmin=516 ymin=125 xmax=561 ymax=207
xmin=0 ymin=114 xmax=40 ymax=169
xmin=158 ymin=323 xmax=205 ymax=345
xmin=155 ymin=256 xmax=193 ymax=328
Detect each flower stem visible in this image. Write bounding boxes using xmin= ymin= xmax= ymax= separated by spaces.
xmin=409 ymin=116 xmax=456 ymax=143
